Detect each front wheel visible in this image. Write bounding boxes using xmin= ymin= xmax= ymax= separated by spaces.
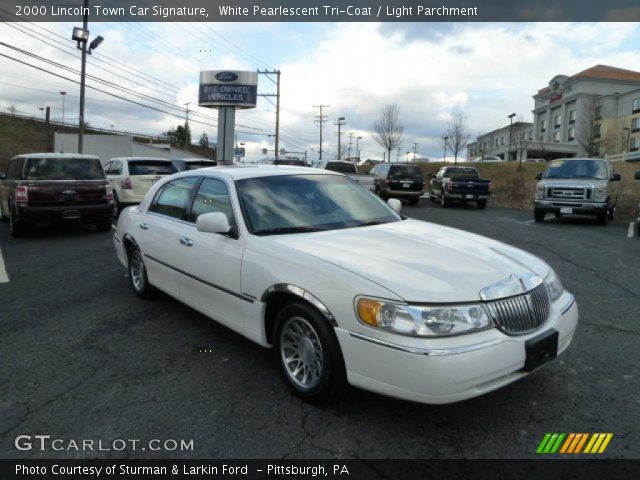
xmin=477 ymin=200 xmax=487 ymax=209
xmin=596 ymin=212 xmax=608 ymax=226
xmin=274 ymin=302 xmax=346 ymax=404
xmin=9 ymin=205 xmax=26 ymax=237
xmin=534 ymin=209 xmax=545 ymax=223
xmin=408 ymin=197 xmax=420 ymax=206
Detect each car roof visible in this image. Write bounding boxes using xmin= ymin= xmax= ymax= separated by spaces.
xmin=172 ymin=158 xmax=216 ymax=162
xmin=109 ymin=157 xmax=171 ymax=162
xmin=172 ymin=165 xmax=341 ymax=181
xmin=12 ymin=153 xmax=100 ymax=160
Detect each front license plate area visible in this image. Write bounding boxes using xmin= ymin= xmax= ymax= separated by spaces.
xmin=560 ymin=207 xmax=573 ymax=214
xmin=524 ymin=329 xmax=558 ymax=372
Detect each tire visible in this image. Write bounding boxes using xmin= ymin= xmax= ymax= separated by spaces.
xmin=440 ymin=192 xmax=449 ymax=208
xmin=112 ymin=192 xmax=121 ymax=220
xmin=607 ymin=208 xmax=614 ymax=221
xmin=9 ymin=204 xmax=26 ymax=237
xmin=534 ymin=209 xmax=545 ymax=223
xmin=477 ymin=200 xmax=487 ymax=210
xmin=408 ymin=197 xmax=420 ymax=206
xmin=0 ymin=201 xmax=8 ymax=223
xmin=128 ymin=247 xmax=154 ymax=299
xmin=274 ymin=302 xmax=347 ymax=404
xmin=597 ymin=212 xmax=608 ymax=226
xmin=96 ymin=221 xmax=112 ymax=232
xmin=554 ymin=212 xmax=562 ymax=219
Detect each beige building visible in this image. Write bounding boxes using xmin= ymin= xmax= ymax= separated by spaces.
xmin=468 ymin=65 xmax=640 ymax=161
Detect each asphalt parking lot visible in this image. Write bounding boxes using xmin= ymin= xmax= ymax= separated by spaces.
xmin=1 ymin=200 xmax=639 ymax=459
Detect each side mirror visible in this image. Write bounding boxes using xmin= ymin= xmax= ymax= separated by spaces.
xmin=535 ymin=172 xmax=543 ymax=180
xmin=635 ymin=170 xmax=640 ymax=180
xmin=196 ymin=212 xmax=231 ymax=234
xmin=387 ymin=198 xmax=402 ymax=213
xmin=610 ymin=173 xmax=621 ymax=182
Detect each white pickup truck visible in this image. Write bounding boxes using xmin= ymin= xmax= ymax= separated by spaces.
xmin=312 ymin=160 xmax=375 ymax=190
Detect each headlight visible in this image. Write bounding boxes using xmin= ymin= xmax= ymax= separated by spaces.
xmin=544 ymin=269 xmax=564 ymax=302
xmin=594 ymin=187 xmax=607 ymax=202
xmin=535 ymin=185 xmax=545 ymax=200
xmin=356 ymin=297 xmax=492 ymax=337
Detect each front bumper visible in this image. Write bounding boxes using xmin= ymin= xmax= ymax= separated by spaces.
xmin=382 ymin=188 xmax=423 ymax=198
xmin=535 ymin=200 xmax=607 ymax=215
xmin=335 ymin=291 xmax=578 ymax=404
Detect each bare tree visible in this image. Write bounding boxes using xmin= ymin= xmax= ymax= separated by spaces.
xmin=445 ymin=109 xmax=469 ymax=165
xmin=373 ymin=104 xmax=404 ymax=163
xmin=601 ymin=119 xmax=627 ymax=157
xmin=577 ymin=99 xmax=600 ymax=157
xmin=513 ymin=128 xmax=529 ymax=170
xmin=7 ymin=105 xmax=16 ymax=115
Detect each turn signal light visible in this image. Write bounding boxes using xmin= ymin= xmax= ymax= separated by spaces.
xmin=356 ymin=298 xmax=382 ymax=326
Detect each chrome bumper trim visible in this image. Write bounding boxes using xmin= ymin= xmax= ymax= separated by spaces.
xmin=348 ymin=332 xmax=504 ymax=356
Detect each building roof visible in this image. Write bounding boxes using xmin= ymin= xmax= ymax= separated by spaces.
xmin=538 ymin=65 xmax=640 ymax=94
xmin=476 ymin=121 xmax=533 ymax=138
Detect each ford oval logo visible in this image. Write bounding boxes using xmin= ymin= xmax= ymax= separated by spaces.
xmin=215 ymin=71 xmax=238 ymax=82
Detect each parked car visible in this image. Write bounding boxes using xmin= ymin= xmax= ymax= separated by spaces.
xmin=172 ymin=158 xmax=217 ymax=171
xmin=429 ymin=166 xmax=491 ymax=209
xmin=480 ymin=155 xmax=503 ymax=163
xmin=259 ymin=158 xmax=308 ymax=167
xmin=624 ymin=152 xmax=640 ymax=163
xmin=523 ymin=158 xmax=546 ymax=163
xmin=369 ymin=163 xmax=424 ymax=205
xmin=313 ymin=160 xmax=374 ymax=190
xmin=103 ymin=157 xmax=178 ymax=218
xmin=114 ymin=166 xmax=577 ymax=404
xmin=0 ymin=153 xmax=113 ymax=236
xmin=534 ymin=158 xmax=620 ymax=225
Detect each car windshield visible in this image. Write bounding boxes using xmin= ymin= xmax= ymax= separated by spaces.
xmin=128 ymin=160 xmax=178 ymax=175
xmin=236 ymin=174 xmax=402 ymax=235
xmin=389 ymin=165 xmax=422 ymax=179
xmin=24 ymin=157 xmax=105 ymax=180
xmin=543 ymin=159 xmax=608 ymax=180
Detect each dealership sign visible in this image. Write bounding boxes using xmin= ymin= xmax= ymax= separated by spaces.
xmin=199 ymin=70 xmax=258 ymax=109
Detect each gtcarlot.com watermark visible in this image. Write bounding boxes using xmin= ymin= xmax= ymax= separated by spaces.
xmin=15 ymin=435 xmax=194 ymax=452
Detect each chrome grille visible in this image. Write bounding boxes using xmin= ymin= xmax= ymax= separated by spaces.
xmin=549 ymin=187 xmax=587 ymax=200
xmin=486 ymin=284 xmax=550 ymax=335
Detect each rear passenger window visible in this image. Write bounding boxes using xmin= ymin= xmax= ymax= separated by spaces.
xmin=149 ymin=178 xmax=197 ymax=219
xmin=128 ymin=161 xmax=177 ymax=176
xmin=188 ymin=178 xmax=234 ymax=223
xmin=6 ymin=159 xmax=24 ymax=180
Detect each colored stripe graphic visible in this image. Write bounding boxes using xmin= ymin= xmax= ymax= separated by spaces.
xmin=537 ymin=433 xmax=613 ymax=454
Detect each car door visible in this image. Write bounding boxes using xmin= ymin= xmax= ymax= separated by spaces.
xmin=135 ymin=177 xmax=199 ymax=298
xmin=175 ymin=176 xmax=246 ymax=333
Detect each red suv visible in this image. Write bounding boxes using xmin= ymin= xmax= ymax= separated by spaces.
xmin=0 ymin=153 xmax=114 ymax=236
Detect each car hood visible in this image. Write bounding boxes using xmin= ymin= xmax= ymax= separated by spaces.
xmin=265 ymin=219 xmax=550 ymax=303
xmin=537 ymin=178 xmax=608 ymax=188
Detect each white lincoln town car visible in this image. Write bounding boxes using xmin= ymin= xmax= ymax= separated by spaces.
xmin=113 ymin=166 xmax=578 ymax=404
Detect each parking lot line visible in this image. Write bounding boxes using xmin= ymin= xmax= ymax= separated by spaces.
xmin=0 ymin=244 xmax=8 ymax=283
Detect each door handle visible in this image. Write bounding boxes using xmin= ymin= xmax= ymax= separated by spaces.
xmin=179 ymin=236 xmax=193 ymax=247
xmin=139 ymin=223 xmax=149 ymax=230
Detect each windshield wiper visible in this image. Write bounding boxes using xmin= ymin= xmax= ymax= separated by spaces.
xmin=254 ymin=226 xmax=326 ymax=235
xmin=356 ymin=220 xmax=390 ymax=227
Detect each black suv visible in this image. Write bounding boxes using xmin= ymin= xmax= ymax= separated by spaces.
xmin=370 ymin=163 xmax=424 ymax=205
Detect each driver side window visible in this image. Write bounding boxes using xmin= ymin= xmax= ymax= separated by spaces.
xmin=187 ymin=177 xmax=234 ymax=224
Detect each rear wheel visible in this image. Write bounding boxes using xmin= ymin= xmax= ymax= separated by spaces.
xmin=9 ymin=204 xmax=26 ymax=237
xmin=477 ymin=200 xmax=487 ymax=209
xmin=96 ymin=221 xmax=112 ymax=232
xmin=274 ymin=302 xmax=346 ymax=404
xmin=0 ymin=202 xmax=8 ymax=222
xmin=440 ymin=193 xmax=449 ymax=208
xmin=128 ymin=247 xmax=154 ymax=298
xmin=534 ymin=209 xmax=545 ymax=223
xmin=112 ymin=192 xmax=121 ymax=220
xmin=408 ymin=197 xmax=420 ymax=206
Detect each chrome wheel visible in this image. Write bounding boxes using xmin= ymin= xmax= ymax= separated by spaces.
xmin=129 ymin=251 xmax=146 ymax=292
xmin=280 ymin=316 xmax=324 ymax=390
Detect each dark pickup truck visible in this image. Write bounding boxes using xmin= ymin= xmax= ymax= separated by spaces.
xmin=0 ymin=153 xmax=114 ymax=236
xmin=429 ymin=166 xmax=491 ymax=209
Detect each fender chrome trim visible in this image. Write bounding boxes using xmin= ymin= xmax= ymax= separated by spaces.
xmin=261 ymin=284 xmax=337 ymax=326
xmin=348 ymin=332 xmax=504 ymax=356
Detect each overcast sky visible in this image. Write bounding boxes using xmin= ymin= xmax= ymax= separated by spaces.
xmin=1 ymin=21 xmax=640 ymax=162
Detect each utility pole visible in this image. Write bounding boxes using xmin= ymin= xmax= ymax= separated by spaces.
xmin=507 ymin=112 xmax=516 ymax=161
xmin=313 ymin=104 xmax=329 ymax=160
xmin=77 ymin=0 xmax=89 ymax=153
xmin=413 ymin=142 xmax=418 ymax=161
xmin=334 ymin=117 xmax=346 ymax=159
xmin=257 ymin=69 xmax=281 ymax=158
xmin=443 ymin=136 xmax=448 ymax=163
xmin=346 ymin=132 xmax=355 ymax=159
xmin=184 ymin=102 xmax=191 ymax=151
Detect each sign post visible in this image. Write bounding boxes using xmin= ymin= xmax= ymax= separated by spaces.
xmin=199 ymin=70 xmax=258 ymax=165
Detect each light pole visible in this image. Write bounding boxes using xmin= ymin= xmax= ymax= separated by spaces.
xmin=507 ymin=112 xmax=516 ymax=161
xmin=443 ymin=136 xmax=448 ymax=163
xmin=59 ymin=91 xmax=67 ymax=124
xmin=38 ymin=107 xmax=45 ymax=120
xmin=355 ymin=136 xmax=362 ymax=163
xmin=72 ymin=0 xmax=104 ymax=153
xmin=335 ymin=117 xmax=345 ymax=159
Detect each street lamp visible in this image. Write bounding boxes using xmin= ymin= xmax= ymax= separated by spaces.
xmin=405 ymin=151 xmax=410 ymax=162
xmin=443 ymin=136 xmax=449 ymax=163
xmin=508 ymin=112 xmax=516 ymax=161
xmin=72 ymin=0 xmax=104 ymax=153
xmin=59 ymin=91 xmax=67 ymax=124
xmin=38 ymin=107 xmax=45 ymax=120
xmin=355 ymin=136 xmax=362 ymax=163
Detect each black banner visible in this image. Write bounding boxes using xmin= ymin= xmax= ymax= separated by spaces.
xmin=2 ymin=459 xmax=640 ymax=480
xmin=0 ymin=0 xmax=639 ymax=22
